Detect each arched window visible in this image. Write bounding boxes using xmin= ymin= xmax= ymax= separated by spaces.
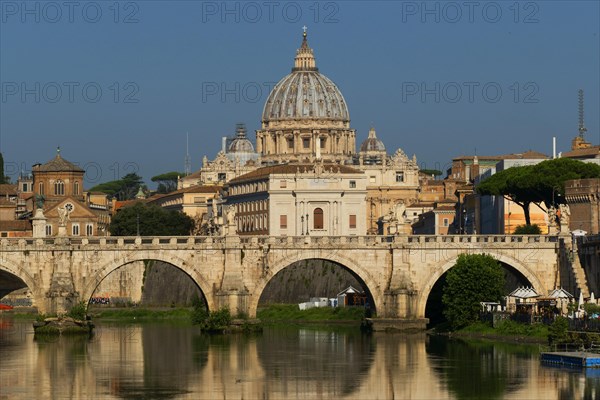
xmin=39 ymin=182 xmax=44 ymax=195
xmin=86 ymin=223 xmax=93 ymax=236
xmin=313 ymin=208 xmax=324 ymax=229
xmin=74 ymin=181 xmax=79 ymax=195
xmin=54 ymin=180 xmax=65 ymax=196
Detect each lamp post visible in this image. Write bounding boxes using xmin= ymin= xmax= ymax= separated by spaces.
xmin=306 ymin=213 xmax=309 ymax=235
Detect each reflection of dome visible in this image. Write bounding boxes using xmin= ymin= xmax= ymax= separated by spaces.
xmin=262 ymin=32 xmax=349 ymax=124
xmin=360 ymin=128 xmax=386 ymax=153
xmin=228 ymin=123 xmax=255 ymax=153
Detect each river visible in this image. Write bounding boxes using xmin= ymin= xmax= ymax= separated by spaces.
xmin=0 ymin=318 xmax=598 ymax=399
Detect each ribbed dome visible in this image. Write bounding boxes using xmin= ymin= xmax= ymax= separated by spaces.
xmin=360 ymin=128 xmax=386 ymax=152
xmin=228 ymin=123 xmax=255 ymax=153
xmin=262 ymin=31 xmax=349 ymax=123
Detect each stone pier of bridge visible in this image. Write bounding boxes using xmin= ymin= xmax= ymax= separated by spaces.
xmin=0 ymin=235 xmax=564 ymax=330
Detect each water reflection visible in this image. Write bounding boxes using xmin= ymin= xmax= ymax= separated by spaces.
xmin=1 ymin=317 xmax=600 ymax=399
xmin=257 ymin=326 xmax=373 ymax=398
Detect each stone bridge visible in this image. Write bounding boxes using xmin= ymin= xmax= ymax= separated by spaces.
xmin=0 ymin=235 xmax=563 ymax=327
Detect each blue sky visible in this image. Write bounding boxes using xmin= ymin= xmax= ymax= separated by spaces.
xmin=1 ymin=1 xmax=599 ymax=187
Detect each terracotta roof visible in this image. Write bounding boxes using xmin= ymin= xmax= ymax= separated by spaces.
xmin=454 ymin=151 xmax=548 ymax=161
xmin=0 ymin=220 xmax=32 ymax=231
xmin=562 ymin=145 xmax=600 ymax=159
xmin=35 ymin=154 xmax=84 ymax=172
xmin=0 ymin=198 xmax=16 ymax=206
xmin=0 ymin=184 xmax=17 ymax=196
xmin=229 ymin=163 xmax=361 ymax=184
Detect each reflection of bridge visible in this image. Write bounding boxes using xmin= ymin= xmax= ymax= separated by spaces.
xmin=1 ymin=235 xmax=563 ymax=327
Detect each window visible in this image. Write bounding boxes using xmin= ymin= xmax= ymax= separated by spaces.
xmin=22 ymin=183 xmax=28 ymax=192
xmin=443 ymin=218 xmax=449 ymax=227
xmin=313 ymin=208 xmax=323 ymax=229
xmin=39 ymin=182 xmax=44 ymax=195
xmin=73 ymin=181 xmax=79 ymax=195
xmin=349 ymin=180 xmax=356 ymax=188
xmin=280 ymin=215 xmax=287 ymax=229
xmin=54 ymin=180 xmax=65 ymax=195
xmin=72 ymin=224 xmax=80 ymax=236
xmin=45 ymin=225 xmax=52 ymax=236
xmin=396 ymin=172 xmax=404 ymax=182
xmin=86 ymin=224 xmax=93 ymax=236
xmin=320 ymin=138 xmax=326 ymax=148
xmin=218 ymin=173 xmax=226 ymax=182
xmin=287 ymin=138 xmax=294 ymax=149
xmin=369 ymin=176 xmax=376 ymax=183
xmin=303 ymin=138 xmax=310 ymax=149
xmin=280 ymin=180 xmax=287 ymax=188
xmin=349 ymin=215 xmax=356 ymax=229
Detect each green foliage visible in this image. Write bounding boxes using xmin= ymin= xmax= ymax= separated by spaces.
xmin=151 ymin=172 xmax=183 ymax=194
xmin=257 ymin=304 xmax=366 ymax=322
xmin=88 ymin=173 xmax=144 ymax=200
xmin=442 ymin=254 xmax=505 ymax=330
xmin=92 ymin=308 xmax=191 ymax=320
xmin=0 ymin=152 xmax=7 ymax=184
xmin=459 ymin=320 xmax=549 ymax=339
xmin=513 ymin=224 xmax=541 ymax=234
xmin=548 ymin=316 xmax=569 ymax=345
xmin=191 ymin=307 xmax=232 ymax=332
xmin=109 ymin=202 xmax=194 ymax=236
xmin=583 ymin=303 xmax=600 ymax=315
xmin=67 ymin=301 xmax=87 ymax=321
xmin=476 ymin=158 xmax=600 ymax=225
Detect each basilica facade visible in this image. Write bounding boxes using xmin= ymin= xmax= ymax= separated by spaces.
xmin=182 ymin=31 xmax=421 ymax=235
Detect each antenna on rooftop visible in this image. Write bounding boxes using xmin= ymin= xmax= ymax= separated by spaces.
xmin=578 ymin=89 xmax=587 ymax=139
xmin=184 ymin=132 xmax=191 ymax=176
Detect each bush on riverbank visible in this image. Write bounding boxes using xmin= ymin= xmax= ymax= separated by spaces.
xmin=257 ymin=304 xmax=366 ymax=322
xmin=191 ymin=307 xmax=232 ymax=332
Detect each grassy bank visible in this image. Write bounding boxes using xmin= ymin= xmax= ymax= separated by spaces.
xmin=437 ymin=320 xmax=549 ymax=344
xmin=257 ymin=304 xmax=366 ymax=323
xmin=89 ymin=307 xmax=192 ymax=321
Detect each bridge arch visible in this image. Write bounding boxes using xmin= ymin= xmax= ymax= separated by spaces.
xmin=416 ymin=251 xmax=546 ymax=319
xmin=82 ymin=253 xmax=215 ymax=312
xmin=0 ymin=257 xmax=43 ymax=310
xmin=248 ymin=249 xmax=383 ymax=318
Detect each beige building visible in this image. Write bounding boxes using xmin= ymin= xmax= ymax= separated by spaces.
xmin=182 ymin=31 xmax=422 ymax=235
xmin=565 ymin=178 xmax=600 ymax=234
xmin=30 ymin=149 xmax=101 ymax=236
xmin=226 ymin=163 xmax=367 ymax=236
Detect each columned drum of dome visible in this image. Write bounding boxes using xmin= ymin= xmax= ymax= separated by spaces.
xmin=257 ymin=31 xmax=356 ymax=164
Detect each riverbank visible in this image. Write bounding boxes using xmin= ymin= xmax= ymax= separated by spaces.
xmin=256 ymin=304 xmax=366 ymax=324
xmin=430 ymin=321 xmax=549 ymax=344
xmin=89 ymin=307 xmax=193 ymax=321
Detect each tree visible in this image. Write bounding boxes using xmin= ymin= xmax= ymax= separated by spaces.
xmin=442 ymin=254 xmax=505 ymax=329
xmin=89 ymin=173 xmax=144 ymax=201
xmin=151 ymin=172 xmax=183 ymax=194
xmin=109 ymin=202 xmax=194 ymax=236
xmin=513 ymin=224 xmax=541 ymax=234
xmin=476 ymin=159 xmax=600 ymax=225
xmin=0 ymin=152 xmax=8 ymax=184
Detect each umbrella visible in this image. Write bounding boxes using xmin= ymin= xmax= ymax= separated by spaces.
xmin=579 ymin=291 xmax=585 ymax=310
xmin=591 ymin=292 xmax=596 ymax=305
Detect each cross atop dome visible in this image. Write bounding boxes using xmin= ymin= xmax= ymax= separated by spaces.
xmin=293 ymin=26 xmax=317 ymax=72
